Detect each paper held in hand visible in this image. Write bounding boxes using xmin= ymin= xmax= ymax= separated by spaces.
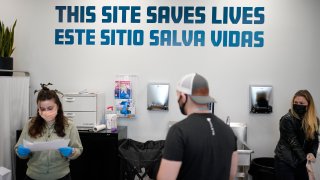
xmin=23 ymin=139 xmax=70 ymax=152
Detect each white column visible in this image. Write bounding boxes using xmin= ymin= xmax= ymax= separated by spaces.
xmin=0 ymin=76 xmax=29 ymax=172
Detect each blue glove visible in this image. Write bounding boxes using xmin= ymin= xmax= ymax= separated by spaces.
xmin=58 ymin=147 xmax=73 ymax=157
xmin=17 ymin=145 xmax=31 ymax=157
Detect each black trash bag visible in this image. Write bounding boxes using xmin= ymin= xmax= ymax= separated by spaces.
xmin=249 ymin=157 xmax=276 ymax=180
xmin=119 ymin=139 xmax=165 ymax=180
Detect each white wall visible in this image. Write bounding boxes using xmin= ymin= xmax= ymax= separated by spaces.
xmin=1 ymin=0 xmax=320 ymax=159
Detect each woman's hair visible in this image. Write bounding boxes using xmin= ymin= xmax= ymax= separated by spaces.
xmin=29 ymin=83 xmax=67 ymax=138
xmin=291 ymin=90 xmax=319 ymax=139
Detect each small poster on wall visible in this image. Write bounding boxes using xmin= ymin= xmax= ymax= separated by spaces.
xmin=115 ymin=99 xmax=136 ymax=118
xmin=114 ymin=80 xmax=132 ymax=99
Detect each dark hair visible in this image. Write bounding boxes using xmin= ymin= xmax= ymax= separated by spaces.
xmin=29 ymin=84 xmax=67 ymax=138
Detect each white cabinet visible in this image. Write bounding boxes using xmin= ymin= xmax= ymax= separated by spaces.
xmin=62 ymin=93 xmax=105 ymax=129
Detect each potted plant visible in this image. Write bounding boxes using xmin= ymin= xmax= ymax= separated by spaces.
xmin=0 ymin=20 xmax=17 ymax=76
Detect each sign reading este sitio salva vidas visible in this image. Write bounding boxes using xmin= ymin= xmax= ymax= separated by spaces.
xmin=54 ymin=4 xmax=265 ymax=47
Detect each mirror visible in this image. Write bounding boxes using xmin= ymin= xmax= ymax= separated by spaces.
xmin=250 ymin=85 xmax=273 ymax=113
xmin=147 ymin=83 xmax=169 ymax=111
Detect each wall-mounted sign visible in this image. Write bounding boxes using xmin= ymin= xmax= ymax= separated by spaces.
xmin=53 ymin=5 xmax=265 ymax=47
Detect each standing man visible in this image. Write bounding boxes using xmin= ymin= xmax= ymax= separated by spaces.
xmin=157 ymin=73 xmax=238 ymax=180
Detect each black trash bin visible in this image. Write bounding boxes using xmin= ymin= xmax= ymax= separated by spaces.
xmin=119 ymin=139 xmax=165 ymax=180
xmin=249 ymin=157 xmax=276 ymax=180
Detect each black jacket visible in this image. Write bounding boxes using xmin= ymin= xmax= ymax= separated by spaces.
xmin=274 ymin=111 xmax=319 ymax=168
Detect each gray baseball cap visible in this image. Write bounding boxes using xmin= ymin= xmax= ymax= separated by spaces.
xmin=176 ymin=73 xmax=216 ymax=104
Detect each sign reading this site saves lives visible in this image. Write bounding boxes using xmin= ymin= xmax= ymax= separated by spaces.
xmin=54 ymin=2 xmax=265 ymax=47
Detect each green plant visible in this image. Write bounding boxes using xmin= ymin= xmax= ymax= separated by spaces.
xmin=0 ymin=20 xmax=17 ymax=58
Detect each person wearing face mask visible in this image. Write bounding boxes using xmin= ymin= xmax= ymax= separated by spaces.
xmin=274 ymin=90 xmax=319 ymax=180
xmin=157 ymin=73 xmax=238 ymax=180
xmin=14 ymin=83 xmax=83 ymax=180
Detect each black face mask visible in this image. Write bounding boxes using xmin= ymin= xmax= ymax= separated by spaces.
xmin=178 ymin=95 xmax=188 ymax=115
xmin=293 ymin=104 xmax=307 ymax=117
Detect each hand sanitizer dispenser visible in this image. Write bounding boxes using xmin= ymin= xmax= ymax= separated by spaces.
xmin=105 ymin=106 xmax=117 ymax=131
